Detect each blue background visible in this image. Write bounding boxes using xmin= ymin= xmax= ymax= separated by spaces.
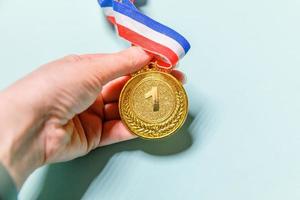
xmin=1 ymin=0 xmax=300 ymax=199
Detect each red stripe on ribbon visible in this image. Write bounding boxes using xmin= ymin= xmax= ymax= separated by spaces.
xmin=106 ymin=16 xmax=116 ymax=24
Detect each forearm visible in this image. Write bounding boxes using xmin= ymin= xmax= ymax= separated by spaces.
xmin=0 ymin=88 xmax=45 ymax=189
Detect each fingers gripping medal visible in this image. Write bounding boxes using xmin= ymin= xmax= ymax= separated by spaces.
xmin=98 ymin=0 xmax=191 ymax=139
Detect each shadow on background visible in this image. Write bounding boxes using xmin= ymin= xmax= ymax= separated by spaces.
xmin=37 ymin=112 xmax=199 ymax=200
xmin=134 ymin=0 xmax=148 ymax=7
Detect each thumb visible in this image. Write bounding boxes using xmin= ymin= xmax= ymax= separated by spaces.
xmin=84 ymin=46 xmax=152 ymax=85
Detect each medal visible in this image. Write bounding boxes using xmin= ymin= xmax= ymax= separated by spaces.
xmin=98 ymin=0 xmax=191 ymax=139
xmin=119 ymin=62 xmax=188 ymax=139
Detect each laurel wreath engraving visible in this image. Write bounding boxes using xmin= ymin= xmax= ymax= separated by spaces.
xmin=122 ymin=90 xmax=186 ymax=138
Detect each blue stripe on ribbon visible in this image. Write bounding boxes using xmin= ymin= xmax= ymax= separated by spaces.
xmin=113 ymin=1 xmax=190 ymax=54
xmin=98 ymin=0 xmax=112 ymax=7
xmin=121 ymin=0 xmax=138 ymax=11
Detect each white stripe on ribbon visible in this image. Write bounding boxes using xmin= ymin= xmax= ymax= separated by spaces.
xmin=102 ymin=7 xmax=114 ymax=17
xmin=114 ymin=11 xmax=186 ymax=59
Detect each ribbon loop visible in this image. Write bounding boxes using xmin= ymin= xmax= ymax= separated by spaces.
xmin=98 ymin=0 xmax=190 ymax=68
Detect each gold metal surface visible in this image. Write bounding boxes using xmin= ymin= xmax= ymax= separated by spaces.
xmin=119 ymin=63 xmax=188 ymax=139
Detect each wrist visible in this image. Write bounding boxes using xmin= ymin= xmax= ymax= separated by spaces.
xmin=0 ymin=90 xmax=46 ymax=189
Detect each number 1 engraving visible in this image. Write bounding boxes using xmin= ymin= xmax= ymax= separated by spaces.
xmin=145 ymin=87 xmax=159 ymax=112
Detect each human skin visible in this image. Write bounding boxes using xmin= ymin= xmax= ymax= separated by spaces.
xmin=0 ymin=47 xmax=185 ymax=190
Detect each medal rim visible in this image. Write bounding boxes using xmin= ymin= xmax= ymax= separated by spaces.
xmin=119 ymin=70 xmax=188 ymax=139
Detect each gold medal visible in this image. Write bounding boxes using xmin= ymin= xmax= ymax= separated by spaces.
xmin=119 ymin=62 xmax=188 ymax=139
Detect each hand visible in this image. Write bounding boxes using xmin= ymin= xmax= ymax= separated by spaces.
xmin=0 ymin=47 xmax=185 ymax=189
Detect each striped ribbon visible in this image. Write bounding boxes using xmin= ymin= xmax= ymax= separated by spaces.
xmin=98 ymin=0 xmax=190 ymax=68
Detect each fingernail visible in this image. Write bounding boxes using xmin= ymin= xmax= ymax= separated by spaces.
xmin=131 ymin=46 xmax=152 ymax=60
